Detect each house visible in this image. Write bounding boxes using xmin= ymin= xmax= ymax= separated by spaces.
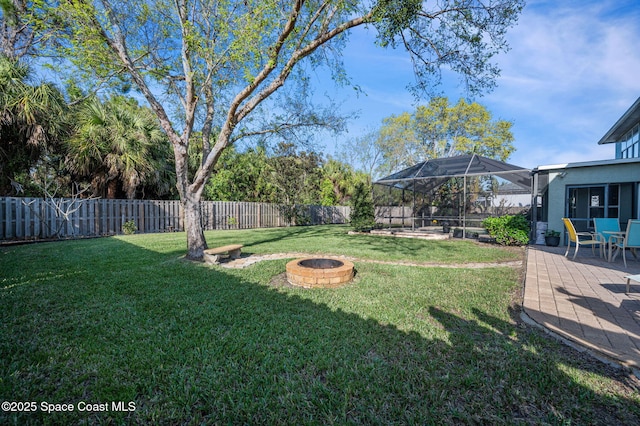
xmin=532 ymin=98 xmax=640 ymax=244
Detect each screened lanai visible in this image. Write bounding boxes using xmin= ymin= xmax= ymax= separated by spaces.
xmin=374 ymin=154 xmax=532 ymax=236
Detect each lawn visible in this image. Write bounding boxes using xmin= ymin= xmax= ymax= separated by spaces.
xmin=1 ymin=225 xmax=639 ymax=424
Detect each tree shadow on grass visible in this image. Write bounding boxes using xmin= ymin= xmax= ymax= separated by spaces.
xmin=1 ymin=237 xmax=639 ymax=424
xmin=203 ymin=225 xmax=503 ymax=266
xmin=429 ymin=305 xmax=640 ymax=424
xmin=204 ymin=224 xmax=345 ymax=252
xmin=204 ymin=224 xmax=443 ymax=263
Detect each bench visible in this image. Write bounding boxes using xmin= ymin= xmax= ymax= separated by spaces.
xmin=203 ymin=244 xmax=243 ymax=264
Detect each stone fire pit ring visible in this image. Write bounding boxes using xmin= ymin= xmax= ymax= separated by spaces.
xmin=285 ymin=257 xmax=354 ymax=288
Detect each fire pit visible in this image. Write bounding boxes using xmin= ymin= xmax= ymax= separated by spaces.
xmin=285 ymin=257 xmax=354 ymax=288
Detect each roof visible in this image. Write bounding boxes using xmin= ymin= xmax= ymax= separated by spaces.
xmin=375 ymin=154 xmax=532 ymax=194
xmin=533 ymin=156 xmax=640 ymax=172
xmin=598 ymin=97 xmax=640 ymax=145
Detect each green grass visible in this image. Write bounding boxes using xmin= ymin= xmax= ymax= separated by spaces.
xmin=1 ymin=225 xmax=639 ymax=424
xmin=209 ymin=225 xmax=522 ymax=263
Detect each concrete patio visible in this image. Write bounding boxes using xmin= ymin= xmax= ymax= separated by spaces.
xmin=523 ymin=245 xmax=640 ymax=372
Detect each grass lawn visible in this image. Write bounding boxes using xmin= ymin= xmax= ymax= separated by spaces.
xmin=1 ymin=225 xmax=639 ymax=424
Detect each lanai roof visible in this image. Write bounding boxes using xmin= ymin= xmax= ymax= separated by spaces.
xmin=375 ymin=154 xmax=532 ymax=194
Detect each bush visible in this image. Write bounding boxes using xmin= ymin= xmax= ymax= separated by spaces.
xmin=350 ymin=182 xmax=376 ymax=232
xmin=482 ymin=214 xmax=530 ymax=246
xmin=122 ymin=220 xmax=137 ymax=235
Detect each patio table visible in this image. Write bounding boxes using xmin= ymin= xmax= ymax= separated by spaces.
xmin=603 ymin=230 xmax=626 ymax=262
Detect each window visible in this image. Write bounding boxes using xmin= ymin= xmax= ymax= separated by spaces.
xmin=619 ymin=123 xmax=640 ymax=159
xmin=567 ymin=184 xmax=619 ymax=231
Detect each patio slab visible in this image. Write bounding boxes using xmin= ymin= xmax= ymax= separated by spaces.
xmin=523 ymin=245 xmax=640 ymax=372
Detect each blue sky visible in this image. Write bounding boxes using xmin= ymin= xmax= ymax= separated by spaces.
xmin=317 ymin=0 xmax=640 ymax=170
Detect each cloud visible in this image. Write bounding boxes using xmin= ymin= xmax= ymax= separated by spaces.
xmin=322 ymin=1 xmax=640 ymax=168
xmin=484 ymin=0 xmax=640 ymax=167
xmin=505 ymin=2 xmax=640 ymax=94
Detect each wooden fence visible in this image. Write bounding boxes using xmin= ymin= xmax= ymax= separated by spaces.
xmin=0 ymin=197 xmax=351 ymax=241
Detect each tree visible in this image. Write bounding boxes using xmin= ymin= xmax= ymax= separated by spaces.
xmin=204 ymin=145 xmax=276 ymax=203
xmin=1 ymin=0 xmax=41 ymax=60
xmin=0 ymin=55 xmax=69 ymax=195
xmin=376 ymin=111 xmax=419 ymax=177
xmin=204 ymin=149 xmax=361 ymax=207
xmin=320 ymin=158 xmax=357 ymax=206
xmin=43 ymin=0 xmax=524 ymax=260
xmin=65 ymin=95 xmax=174 ymax=199
xmin=350 ymin=181 xmax=376 ymax=232
xmin=319 ymin=178 xmax=338 ymax=206
xmin=339 ymin=131 xmax=386 ymax=183
xmin=415 ymin=97 xmax=515 ymax=160
xmin=376 ymin=97 xmax=515 ymax=173
xmin=256 ymin=142 xmax=325 ymax=225
xmin=269 ymin=141 xmax=323 ymax=208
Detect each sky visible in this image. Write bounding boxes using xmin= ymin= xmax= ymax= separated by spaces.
xmin=316 ymin=0 xmax=640 ymax=170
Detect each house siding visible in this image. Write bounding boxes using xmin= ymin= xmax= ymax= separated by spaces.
xmin=544 ymin=161 xmax=640 ymax=243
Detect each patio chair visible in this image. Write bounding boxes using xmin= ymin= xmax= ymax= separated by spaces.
xmin=593 ymin=218 xmax=621 ymax=259
xmin=562 ymin=218 xmax=600 ymax=260
xmin=611 ymin=220 xmax=640 ymax=268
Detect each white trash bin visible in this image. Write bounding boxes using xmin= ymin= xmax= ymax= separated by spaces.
xmin=535 ymin=222 xmax=548 ymax=245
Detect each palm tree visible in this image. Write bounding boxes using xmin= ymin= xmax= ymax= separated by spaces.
xmin=321 ymin=158 xmax=358 ymax=205
xmin=0 ymin=55 xmax=69 ymax=195
xmin=66 ymin=95 xmax=173 ymax=199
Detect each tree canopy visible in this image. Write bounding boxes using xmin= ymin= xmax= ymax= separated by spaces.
xmin=204 ymin=144 xmax=364 ymax=208
xmin=0 ymin=53 xmax=177 ymax=199
xmin=0 ymin=55 xmax=69 ymax=194
xmin=373 ymin=97 xmax=515 ymax=177
xmin=66 ymin=95 xmax=174 ymax=199
xmin=1 ymin=0 xmax=41 ymax=59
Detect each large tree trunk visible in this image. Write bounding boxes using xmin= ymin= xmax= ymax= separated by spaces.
xmin=183 ymin=192 xmax=207 ymax=261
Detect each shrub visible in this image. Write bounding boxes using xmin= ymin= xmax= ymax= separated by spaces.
xmin=350 ymin=182 xmax=376 ymax=232
xmin=122 ymin=220 xmax=137 ymax=235
xmin=482 ymin=214 xmax=530 ymax=246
